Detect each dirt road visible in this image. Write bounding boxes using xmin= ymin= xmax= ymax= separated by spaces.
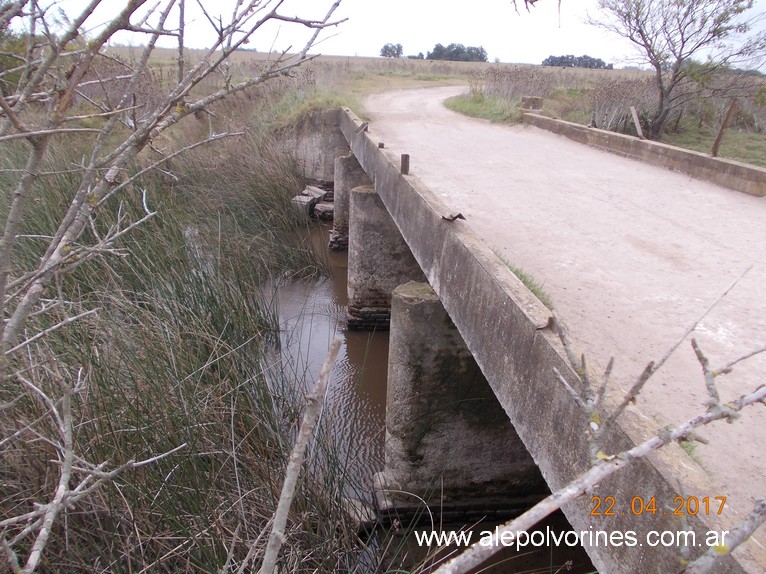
xmin=364 ymin=86 xmax=766 ymax=563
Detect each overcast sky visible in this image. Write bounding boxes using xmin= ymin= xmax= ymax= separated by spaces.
xmin=305 ymin=0 xmax=635 ymax=65
xmin=60 ymin=0 xmax=766 ymax=68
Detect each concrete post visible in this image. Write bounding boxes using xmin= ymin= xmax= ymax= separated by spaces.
xmin=380 ymin=281 xmax=546 ymax=506
xmin=329 ymin=153 xmax=371 ymax=251
xmin=347 ymin=187 xmax=425 ymax=330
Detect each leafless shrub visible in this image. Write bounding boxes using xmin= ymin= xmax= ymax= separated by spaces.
xmin=480 ymin=66 xmax=582 ymax=101
xmin=588 ymin=76 xmax=657 ymax=130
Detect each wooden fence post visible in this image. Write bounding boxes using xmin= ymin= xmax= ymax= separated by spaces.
xmin=711 ymin=99 xmax=739 ymax=158
xmin=630 ymin=106 xmax=644 ymax=139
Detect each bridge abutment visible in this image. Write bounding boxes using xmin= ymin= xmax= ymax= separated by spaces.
xmin=347 ymin=185 xmax=425 ymax=330
xmin=377 ymin=281 xmax=547 ymax=511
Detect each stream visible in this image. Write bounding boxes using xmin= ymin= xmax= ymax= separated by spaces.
xmin=269 ymin=221 xmax=595 ymax=573
xmin=269 ymin=221 xmax=387 ymax=495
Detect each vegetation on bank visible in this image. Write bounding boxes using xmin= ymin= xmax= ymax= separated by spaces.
xmin=0 ymin=4 xmax=379 ymax=566
xmin=0 ymin=70 xmax=372 ymax=569
xmin=444 ymin=65 xmax=766 ymax=167
xmin=0 ymin=35 xmax=478 ymax=572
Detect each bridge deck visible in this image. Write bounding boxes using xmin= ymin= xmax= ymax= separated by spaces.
xmin=355 ymin=87 xmax=766 ymax=571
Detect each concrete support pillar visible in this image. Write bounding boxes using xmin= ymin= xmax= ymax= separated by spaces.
xmin=347 ymin=187 xmax=425 ymax=331
xmin=329 ymin=153 xmax=371 ymax=251
xmin=379 ymin=281 xmax=546 ymax=507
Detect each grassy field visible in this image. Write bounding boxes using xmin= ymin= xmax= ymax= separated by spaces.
xmin=160 ymin=48 xmax=765 ymax=168
xmin=107 ymin=46 xmax=493 ymax=119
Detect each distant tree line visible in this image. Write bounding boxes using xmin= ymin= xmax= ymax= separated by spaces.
xmin=427 ymin=43 xmax=488 ymax=62
xmin=380 ymin=43 xmax=404 ymax=58
xmin=542 ymin=54 xmax=613 ymax=69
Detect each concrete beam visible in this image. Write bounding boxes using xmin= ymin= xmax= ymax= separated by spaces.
xmin=339 ymin=107 xmax=749 ymax=574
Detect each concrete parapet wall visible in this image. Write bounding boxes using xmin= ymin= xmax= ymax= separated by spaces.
xmin=339 ymin=106 xmax=749 ymax=574
xmin=523 ymin=113 xmax=766 ymax=197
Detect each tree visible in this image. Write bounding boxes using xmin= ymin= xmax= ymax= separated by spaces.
xmin=542 ymin=54 xmax=612 ymax=69
xmin=588 ymin=0 xmax=766 ymax=139
xmin=426 ymin=43 xmax=488 ymax=62
xmin=380 ymin=42 xmax=403 ymax=58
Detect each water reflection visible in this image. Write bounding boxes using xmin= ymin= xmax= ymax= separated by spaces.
xmin=266 ymin=223 xmax=596 ymax=573
xmin=268 ymin=222 xmax=387 ymax=493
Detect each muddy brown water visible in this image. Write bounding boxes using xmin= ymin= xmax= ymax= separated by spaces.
xmin=269 ymin=222 xmax=595 ymax=572
xmin=269 ymin=222 xmax=388 ymax=494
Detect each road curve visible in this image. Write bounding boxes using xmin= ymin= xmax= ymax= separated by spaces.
xmin=364 ymin=86 xmax=766 ymax=563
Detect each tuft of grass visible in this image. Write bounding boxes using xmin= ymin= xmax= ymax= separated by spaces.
xmin=679 ymin=439 xmax=705 ymax=468
xmin=662 ymin=127 xmax=766 ymax=168
xmin=494 ymin=250 xmax=555 ymax=310
xmin=444 ymin=93 xmax=523 ymax=124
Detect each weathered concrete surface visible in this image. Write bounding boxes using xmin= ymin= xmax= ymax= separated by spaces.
xmin=339 ymin=106 xmax=752 ymax=574
xmin=524 ymin=113 xmax=766 ymax=196
xmin=275 ymin=108 xmax=349 ymax=181
xmin=330 ymin=153 xmax=371 ymax=250
xmin=520 ymin=96 xmax=543 ymax=111
xmin=347 ymin=185 xmax=426 ymax=330
xmin=384 ymin=281 xmax=546 ymax=502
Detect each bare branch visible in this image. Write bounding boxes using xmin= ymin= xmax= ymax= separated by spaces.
xmin=6 ymin=308 xmax=100 ymax=356
xmin=259 ymin=339 xmax=341 ymax=574
xmin=0 ymin=127 xmax=103 ymax=143
xmin=684 ymin=498 xmax=766 ymax=574
xmin=602 ymin=265 xmax=751 ymax=429
xmin=432 ymin=383 xmax=766 ymax=574
xmin=22 ymin=382 xmax=75 ymax=573
xmin=716 ymin=344 xmax=766 ymax=375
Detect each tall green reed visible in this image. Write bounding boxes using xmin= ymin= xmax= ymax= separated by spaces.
xmin=1 ymin=108 xmax=365 ymax=572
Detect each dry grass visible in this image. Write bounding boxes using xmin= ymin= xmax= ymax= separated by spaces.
xmin=0 ymin=52 xmax=371 ymax=572
xmin=106 ymin=46 xmax=489 ymax=114
xmin=441 ymin=62 xmax=766 ymax=165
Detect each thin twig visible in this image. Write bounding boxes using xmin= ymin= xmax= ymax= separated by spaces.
xmin=259 ymin=338 xmax=341 ymax=574
xmin=603 ymin=266 xmax=752 ymax=429
xmin=683 ymin=498 xmax=766 ymax=573
xmin=6 ymin=308 xmax=99 ymax=356
xmin=0 ymin=127 xmax=102 ymax=143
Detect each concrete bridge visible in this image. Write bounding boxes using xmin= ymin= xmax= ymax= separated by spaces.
xmin=285 ymin=99 xmax=766 ymax=573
